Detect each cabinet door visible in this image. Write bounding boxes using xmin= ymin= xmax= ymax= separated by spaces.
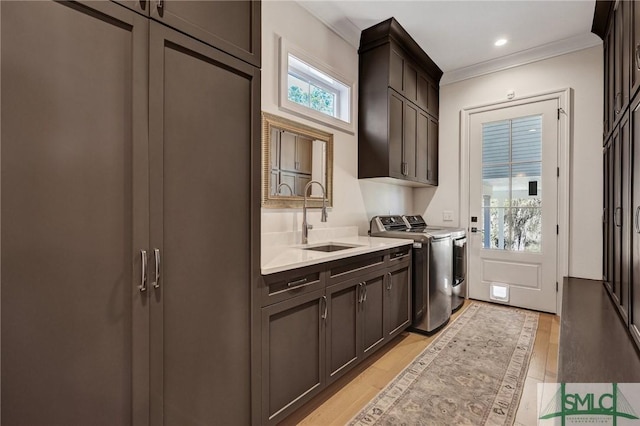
xmin=148 ymin=22 xmax=259 ymax=426
xmin=427 ymin=117 xmax=439 ymax=185
xmin=261 ymin=289 xmax=326 ymax=424
xmin=604 ymin=142 xmax=611 ymax=284
xmin=632 ymin=1 xmax=640 ymax=99
xmin=326 ymin=280 xmax=360 ymax=384
xmin=389 ymin=90 xmax=404 ymax=178
xmin=404 ymin=102 xmax=418 ymax=180
xmin=385 ymin=264 xmax=412 ymax=339
xmin=613 ymin=125 xmax=623 ymax=304
xmin=631 ymin=99 xmax=640 ymax=344
xmin=615 ymin=1 xmax=631 ymax=115
xmin=1 ymin=2 xmax=149 ymax=425
xmin=428 ymin=82 xmax=439 ymax=119
xmin=417 ymin=110 xmax=429 ymax=183
xmin=621 ymin=113 xmax=631 ymax=324
xmin=280 ymin=130 xmax=297 ymax=172
xmin=149 ymin=0 xmax=261 ymax=67
xmin=608 ymin=25 xmax=617 ymax=133
xmin=361 ymin=274 xmax=386 ymax=357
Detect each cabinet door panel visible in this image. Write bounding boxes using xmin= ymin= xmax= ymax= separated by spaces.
xmin=427 ymin=117 xmax=439 ymax=185
xmin=362 ymin=275 xmax=385 ymax=356
xmin=149 ymin=22 xmax=258 ymax=426
xmin=1 ymin=2 xmax=149 ymax=425
xmin=404 ymin=62 xmax=418 ymax=102
xmin=417 ymin=110 xmax=429 ymax=183
xmin=621 ymin=114 xmax=631 ymax=323
xmin=150 ymin=0 xmax=260 ymax=67
xmin=386 ymin=266 xmax=411 ymax=338
xmin=261 ymin=290 xmax=325 ymax=423
xmin=389 ymin=48 xmax=404 ymax=93
xmin=404 ymin=102 xmax=418 ymax=180
xmin=631 ymin=100 xmax=640 ymax=342
xmin=326 ymin=282 xmax=359 ymax=383
xmin=632 ymin=1 xmax=640 ymax=98
xmin=389 ymin=91 xmax=404 ymax=178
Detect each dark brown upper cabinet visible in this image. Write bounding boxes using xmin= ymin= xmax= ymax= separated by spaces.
xmin=117 ymin=0 xmax=261 ymax=67
xmin=358 ymin=18 xmax=442 ymax=186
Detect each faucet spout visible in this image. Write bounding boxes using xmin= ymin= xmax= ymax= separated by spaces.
xmin=302 ymin=180 xmax=328 ymax=244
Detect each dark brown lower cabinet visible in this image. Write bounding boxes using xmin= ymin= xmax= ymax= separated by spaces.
xmin=1 ymin=2 xmax=260 ymax=426
xmin=261 ymin=289 xmax=326 ymax=423
xmin=260 ymin=249 xmax=412 ymax=425
xmin=385 ymin=263 xmax=412 ymax=338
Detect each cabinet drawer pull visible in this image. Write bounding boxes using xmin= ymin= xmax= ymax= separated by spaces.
xmin=391 ymin=251 xmax=407 ymax=259
xmin=153 ymin=248 xmax=161 ymax=289
xmin=157 ymin=0 xmax=164 ymax=13
xmin=321 ymin=296 xmax=328 ymax=320
xmin=636 ymin=43 xmax=640 ymax=71
xmin=139 ymin=250 xmax=148 ymax=292
xmin=635 ymin=206 xmax=640 ymax=233
xmin=386 ymin=272 xmax=392 ymax=290
xmin=363 ymin=284 xmax=367 ymax=302
xmin=287 ymin=277 xmax=308 ymax=288
xmin=358 ymin=282 xmax=364 ymax=303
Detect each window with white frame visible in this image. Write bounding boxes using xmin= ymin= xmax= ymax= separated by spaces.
xmin=279 ymin=39 xmax=354 ymax=133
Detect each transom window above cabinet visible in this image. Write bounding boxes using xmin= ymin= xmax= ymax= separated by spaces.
xmin=279 ymin=38 xmax=355 ymax=133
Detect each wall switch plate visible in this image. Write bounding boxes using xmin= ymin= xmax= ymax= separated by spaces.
xmin=443 ymin=210 xmax=453 ymax=221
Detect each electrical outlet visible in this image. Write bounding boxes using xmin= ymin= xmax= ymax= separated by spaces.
xmin=443 ymin=210 xmax=454 ymax=222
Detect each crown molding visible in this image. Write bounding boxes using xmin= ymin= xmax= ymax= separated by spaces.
xmin=295 ymin=1 xmax=361 ymax=48
xmin=441 ymin=33 xmax=602 ymax=86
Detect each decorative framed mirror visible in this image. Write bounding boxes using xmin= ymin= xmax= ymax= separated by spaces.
xmin=262 ymin=112 xmax=333 ymax=208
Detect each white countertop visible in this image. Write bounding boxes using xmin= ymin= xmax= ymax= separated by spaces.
xmin=261 ymin=235 xmax=412 ymax=275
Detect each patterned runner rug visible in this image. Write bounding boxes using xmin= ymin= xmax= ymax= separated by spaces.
xmin=348 ymin=302 xmax=539 ymax=426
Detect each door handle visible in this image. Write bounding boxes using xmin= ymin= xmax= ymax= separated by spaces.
xmin=153 ymin=248 xmax=161 ymax=289
xmin=139 ymin=250 xmax=148 ymax=292
xmin=157 ymin=0 xmax=164 ymax=14
xmin=635 ymin=206 xmax=640 ymax=233
xmin=614 ymin=207 xmax=622 ymax=227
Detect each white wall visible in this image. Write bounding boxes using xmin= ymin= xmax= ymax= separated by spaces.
xmin=416 ymin=46 xmax=603 ymax=280
xmin=262 ymin=1 xmax=413 ymax=236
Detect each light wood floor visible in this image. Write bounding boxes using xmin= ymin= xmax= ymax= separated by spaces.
xmin=279 ymin=300 xmax=560 ymax=426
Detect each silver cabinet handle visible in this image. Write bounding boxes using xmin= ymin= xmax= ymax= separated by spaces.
xmin=157 ymin=0 xmax=164 ymax=13
xmin=636 ymin=43 xmax=640 ymax=71
xmin=321 ymin=296 xmax=328 ymax=320
xmin=635 ymin=206 xmax=640 ymax=233
xmin=615 ymin=207 xmax=622 ymax=227
xmin=386 ymin=272 xmax=392 ymax=290
xmin=287 ymin=277 xmax=307 ymax=288
xmin=363 ymin=283 xmax=367 ymax=302
xmin=615 ymin=93 xmax=622 ymax=115
xmin=139 ymin=250 xmax=148 ymax=292
xmin=153 ymin=248 xmax=161 ymax=289
xmin=358 ymin=282 xmax=364 ymax=304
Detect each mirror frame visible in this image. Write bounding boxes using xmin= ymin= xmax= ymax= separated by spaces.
xmin=262 ymin=112 xmax=334 ymax=208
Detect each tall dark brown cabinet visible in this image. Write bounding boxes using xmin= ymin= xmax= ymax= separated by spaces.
xmin=596 ymin=0 xmax=640 ymax=350
xmin=358 ymin=18 xmax=442 ymax=187
xmin=0 ymin=1 xmax=261 ymax=425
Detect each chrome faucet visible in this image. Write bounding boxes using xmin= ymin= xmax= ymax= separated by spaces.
xmin=302 ymin=180 xmax=328 ymax=244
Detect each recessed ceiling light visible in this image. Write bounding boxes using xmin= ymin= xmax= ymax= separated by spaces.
xmin=495 ymin=39 xmax=508 ymax=47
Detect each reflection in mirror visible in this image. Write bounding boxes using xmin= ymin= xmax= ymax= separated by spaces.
xmin=262 ymin=112 xmax=333 ymax=208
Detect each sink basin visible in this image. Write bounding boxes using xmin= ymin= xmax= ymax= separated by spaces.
xmin=303 ymin=243 xmax=361 ymax=252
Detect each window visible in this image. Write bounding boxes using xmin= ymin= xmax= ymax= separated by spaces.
xmin=279 ymin=38 xmax=354 ymax=133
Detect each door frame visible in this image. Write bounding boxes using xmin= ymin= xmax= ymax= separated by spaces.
xmin=460 ymin=88 xmax=571 ymax=314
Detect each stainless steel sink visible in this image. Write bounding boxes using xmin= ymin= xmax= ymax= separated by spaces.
xmin=303 ymin=243 xmax=361 ymax=252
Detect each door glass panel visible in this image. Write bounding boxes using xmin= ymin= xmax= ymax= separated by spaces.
xmin=481 ymin=115 xmax=542 ymax=252
xmin=482 ymin=120 xmax=510 ymax=164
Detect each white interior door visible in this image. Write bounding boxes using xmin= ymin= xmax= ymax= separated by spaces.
xmin=468 ymin=99 xmax=558 ymax=313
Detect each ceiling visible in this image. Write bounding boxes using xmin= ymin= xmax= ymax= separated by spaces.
xmin=296 ymin=1 xmax=602 ymax=84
